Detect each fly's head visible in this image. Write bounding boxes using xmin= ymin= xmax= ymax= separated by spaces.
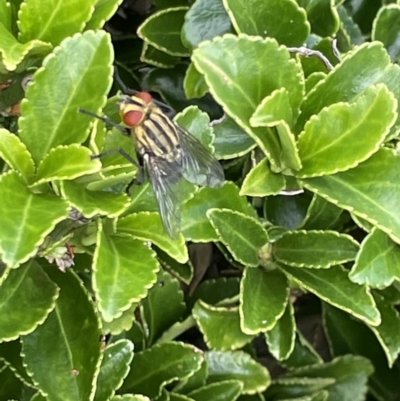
xmin=119 ymin=92 xmax=153 ymax=128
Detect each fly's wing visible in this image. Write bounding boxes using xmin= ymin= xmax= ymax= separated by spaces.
xmin=175 ymin=124 xmax=224 ymax=188
xmin=143 ymin=155 xmax=182 ymax=239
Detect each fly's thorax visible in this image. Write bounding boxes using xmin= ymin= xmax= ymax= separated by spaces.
xmin=134 ymin=108 xmax=182 ymax=162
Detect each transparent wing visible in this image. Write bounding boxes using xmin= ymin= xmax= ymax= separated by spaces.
xmin=175 ymin=124 xmax=225 ymax=188
xmin=144 ymin=155 xmax=182 ymax=239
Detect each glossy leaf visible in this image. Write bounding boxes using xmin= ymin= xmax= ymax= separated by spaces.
xmin=240 ymin=158 xmax=285 ymax=197
xmin=22 ymin=268 xmax=101 ymax=401
xmin=141 ymin=41 xmax=180 ymax=68
xmin=94 ymin=340 xmax=134 ymax=401
xmin=279 ymin=264 xmax=381 ymax=326
xmin=184 ymin=63 xmax=208 ymax=99
xmin=0 ymin=171 xmax=69 ymax=267
xmin=223 ymin=0 xmax=309 ymax=46
xmin=117 ymin=213 xmax=188 ymax=263
xmin=296 ymin=42 xmax=400 ymax=133
xmin=192 ymin=34 xmax=304 ymax=170
xmin=188 ymin=380 xmax=243 ymax=401
xmin=93 ymin=225 xmax=159 ymax=322
xmin=0 ymin=22 xmax=51 ymax=72
xmin=297 ymin=84 xmax=396 ymax=177
xmin=369 ymin=293 xmax=400 ymax=367
xmin=206 ymin=350 xmax=271 ymax=394
xmin=182 ymin=0 xmax=232 ymax=49
xmin=305 ymin=0 xmax=340 ymax=37
xmin=264 ymin=300 xmax=296 ymax=361
xmin=0 ymin=366 xmax=23 ymax=400
xmin=372 ymin=5 xmax=400 ymax=61
xmin=301 ymin=149 xmax=400 ymax=244
xmin=19 ymin=30 xmax=113 ymax=164
xmin=18 ymin=0 xmax=97 ymax=45
xmin=283 ymin=355 xmax=373 ymax=401
xmin=193 ymin=301 xmax=253 ymax=350
xmin=34 ymin=144 xmax=102 ymax=184
xmin=85 ymin=0 xmax=124 ymax=30
xmin=323 ymin=303 xmax=400 ymax=401
xmin=138 ymin=7 xmax=190 ymax=56
xmin=61 ymin=180 xmax=130 ymax=219
xmin=213 ymin=116 xmax=256 ymax=160
xmin=0 ymin=128 xmax=35 ymax=182
xmin=350 ymin=227 xmax=400 ymax=288
xmin=0 ymin=261 xmax=58 ymax=341
xmin=111 ymin=396 xmax=150 ymax=401
xmin=142 ymin=270 xmax=186 ymax=345
xmin=208 ymin=209 xmax=268 ymax=266
xmin=273 ymin=230 xmax=359 ymax=268
xmin=181 ymin=182 xmax=256 ymax=242
xmin=119 ymin=342 xmax=203 ymax=397
xmin=240 ymin=267 xmax=289 ymax=334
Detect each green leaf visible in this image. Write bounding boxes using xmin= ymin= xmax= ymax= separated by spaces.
xmin=170 ymin=394 xmax=195 ymax=401
xmin=34 ymin=144 xmax=102 ymax=184
xmin=0 ymin=171 xmax=69 ymax=267
xmin=283 ymin=332 xmax=322 ymax=369
xmin=207 ymin=209 xmax=268 ymax=267
xmin=119 ymin=342 xmax=203 ymax=397
xmin=369 ymin=293 xmax=400 ymax=367
xmin=184 ymin=63 xmax=208 ymax=99
xmin=250 ymin=88 xmax=293 ymax=127
xmin=101 ymin=304 xmax=136 ymax=335
xmin=0 ymin=1 xmax=11 ymax=31
xmin=0 ymin=340 xmax=34 ymax=388
xmin=192 ymin=34 xmax=304 ymax=170
xmin=141 ymin=41 xmax=180 ymax=68
xmin=297 ymin=84 xmax=396 ymax=177
xmin=0 ymin=22 xmax=51 ymax=72
xmin=138 ymin=7 xmax=190 ymax=56
xmin=323 ymin=303 xmax=400 ymax=401
xmin=85 ymin=0 xmax=124 ymax=30
xmin=284 ymin=355 xmax=373 ymax=401
xmin=18 ymin=0 xmax=97 ymax=45
xmin=295 ymin=42 xmax=400 ymax=134
xmin=19 ymin=30 xmax=113 ymax=164
xmin=181 ymin=182 xmax=256 ymax=242
xmin=188 ymin=380 xmax=243 ymax=401
xmin=223 ymin=0 xmax=310 ymax=46
xmin=0 ymin=128 xmax=35 ymax=182
xmin=0 ymin=261 xmax=58 ymax=341
xmin=193 ymin=301 xmax=254 ymax=350
xmin=213 ymin=116 xmax=256 ymax=160
xmin=349 ymin=227 xmax=400 ymax=288
xmin=0 ymin=366 xmax=23 ymax=400
xmin=300 ymin=195 xmax=344 ymax=231
xmin=206 ymin=350 xmax=271 ymax=394
xmin=372 ymin=5 xmax=400 ymax=62
xmin=181 ymin=0 xmax=232 ymax=49
xmin=279 ymin=264 xmax=381 ymax=326
xmin=305 ymin=0 xmax=340 ymax=37
xmin=22 ymin=268 xmax=101 ymax=401
xmin=265 ymin=192 xmax=311 ymax=230
xmin=93 ymin=224 xmax=159 ymax=322
xmin=264 ymin=300 xmax=296 ymax=361
xmin=273 ymin=230 xmax=359 ymax=268
xmin=142 ymin=270 xmax=185 ymax=345
xmin=301 ymin=148 xmax=400 ymax=244
xmin=117 ymin=213 xmax=188 ymax=263
xmin=240 ymin=158 xmax=285 ymax=197
xmin=189 ymin=277 xmax=240 ymax=309
xmin=240 ymin=267 xmax=289 ymax=334
xmin=61 ymin=180 xmax=130 ymax=219
xmin=94 ymin=339 xmax=134 ymax=401
xmin=111 ymin=396 xmax=150 ymax=401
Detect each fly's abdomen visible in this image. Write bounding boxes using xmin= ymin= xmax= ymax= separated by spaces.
xmin=135 ymin=111 xmax=182 ymax=163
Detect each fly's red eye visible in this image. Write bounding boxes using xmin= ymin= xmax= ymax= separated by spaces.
xmin=136 ymin=91 xmax=152 ymax=104
xmin=123 ymin=110 xmax=143 ymax=127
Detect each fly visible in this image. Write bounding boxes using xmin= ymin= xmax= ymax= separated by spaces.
xmin=80 ymin=91 xmax=224 ymax=239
